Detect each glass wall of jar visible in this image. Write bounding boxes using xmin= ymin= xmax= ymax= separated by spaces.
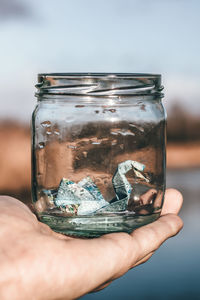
xmin=32 ymin=73 xmax=166 ymax=237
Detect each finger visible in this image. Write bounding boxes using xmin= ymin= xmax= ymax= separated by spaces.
xmin=105 ymin=214 xmax=183 ymax=279
xmin=0 ymin=196 xmax=38 ymax=227
xmin=114 ymin=189 xmax=183 ymax=269
xmin=161 ymin=189 xmax=183 ymax=215
xmin=133 ymin=251 xmax=154 ymax=267
xmin=0 ymin=196 xmax=34 ymax=215
xmin=130 ymin=214 xmax=183 ymax=264
xmin=92 ymin=280 xmax=112 ymax=292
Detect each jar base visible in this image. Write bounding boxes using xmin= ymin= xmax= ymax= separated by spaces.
xmin=38 ymin=212 xmax=160 ymax=238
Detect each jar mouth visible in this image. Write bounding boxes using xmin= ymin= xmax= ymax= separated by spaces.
xmin=36 ymin=73 xmax=164 ymax=97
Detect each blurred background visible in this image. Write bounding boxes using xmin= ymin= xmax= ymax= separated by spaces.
xmin=0 ymin=0 xmax=200 ymax=299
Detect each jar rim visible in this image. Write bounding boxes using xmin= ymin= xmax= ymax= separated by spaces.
xmin=38 ymin=72 xmax=161 ymax=78
xmin=36 ymin=73 xmax=163 ymax=97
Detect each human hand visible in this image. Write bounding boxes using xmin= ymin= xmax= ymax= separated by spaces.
xmin=0 ymin=189 xmax=183 ymax=300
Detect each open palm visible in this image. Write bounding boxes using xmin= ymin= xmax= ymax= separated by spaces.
xmin=0 ymin=189 xmax=183 ymax=300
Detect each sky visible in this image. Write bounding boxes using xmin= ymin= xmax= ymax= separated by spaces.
xmin=0 ymin=0 xmax=200 ymax=121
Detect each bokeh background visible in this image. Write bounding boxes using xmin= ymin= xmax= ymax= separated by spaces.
xmin=0 ymin=0 xmax=200 ymax=299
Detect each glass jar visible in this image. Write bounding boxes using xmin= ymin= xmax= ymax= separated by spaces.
xmin=32 ymin=73 xmax=166 ymax=237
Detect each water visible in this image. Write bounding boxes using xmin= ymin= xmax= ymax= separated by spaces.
xmin=81 ymin=168 xmax=200 ymax=299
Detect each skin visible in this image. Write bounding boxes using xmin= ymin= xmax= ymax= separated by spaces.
xmin=0 ymin=189 xmax=183 ymax=300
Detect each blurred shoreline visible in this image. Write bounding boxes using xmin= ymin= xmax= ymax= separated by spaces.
xmin=167 ymin=141 xmax=200 ymax=169
xmin=0 ymin=121 xmax=200 ymax=200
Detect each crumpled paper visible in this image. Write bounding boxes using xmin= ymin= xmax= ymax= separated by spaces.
xmin=53 ymin=160 xmax=149 ymax=216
